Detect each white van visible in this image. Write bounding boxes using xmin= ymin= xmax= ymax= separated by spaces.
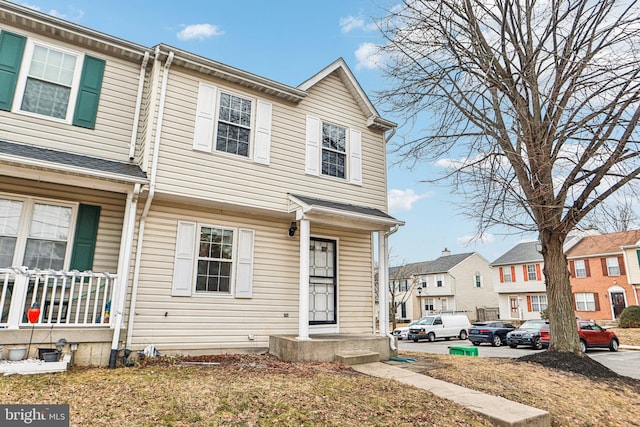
xmin=407 ymin=314 xmax=471 ymax=342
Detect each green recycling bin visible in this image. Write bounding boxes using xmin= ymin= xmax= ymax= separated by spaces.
xmin=448 ymin=346 xmax=479 ymax=356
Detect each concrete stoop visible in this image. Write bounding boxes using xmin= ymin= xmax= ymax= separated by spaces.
xmin=335 ymin=351 xmax=379 ymax=365
xmin=353 ymin=362 xmax=550 ymax=427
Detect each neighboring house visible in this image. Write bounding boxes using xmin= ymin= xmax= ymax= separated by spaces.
xmin=492 ymin=229 xmax=597 ymax=321
xmin=492 ymin=242 xmax=546 ymax=321
xmin=389 ymin=249 xmax=497 ymax=322
xmin=566 ymin=230 xmax=640 ymax=322
xmin=0 ymin=2 xmax=402 ymax=365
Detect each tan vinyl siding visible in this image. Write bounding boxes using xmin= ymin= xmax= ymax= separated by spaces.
xmin=130 ymin=201 xmax=375 ymax=351
xmin=152 ymin=67 xmax=389 ymax=215
xmin=0 ymin=177 xmax=126 ymax=273
xmin=0 ymin=24 xmax=140 ymax=162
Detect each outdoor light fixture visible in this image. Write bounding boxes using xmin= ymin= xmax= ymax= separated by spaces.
xmin=288 ymin=221 xmax=298 ymax=237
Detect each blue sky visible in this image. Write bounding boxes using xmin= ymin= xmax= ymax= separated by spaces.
xmin=15 ymin=0 xmax=534 ymax=264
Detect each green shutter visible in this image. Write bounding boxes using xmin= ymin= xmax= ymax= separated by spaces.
xmin=69 ymin=204 xmax=101 ymax=271
xmin=72 ymin=55 xmax=105 ymax=129
xmin=0 ymin=31 xmax=26 ymax=111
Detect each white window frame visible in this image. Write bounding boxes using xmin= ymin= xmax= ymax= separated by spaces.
xmin=321 ymin=121 xmax=347 ymax=179
xmin=606 ymin=257 xmax=620 ymax=276
xmin=575 ymin=292 xmax=596 ymax=311
xmin=530 ymin=295 xmax=548 ymax=312
xmin=440 ymin=298 xmax=448 ymax=311
xmin=213 ymin=89 xmax=256 ymax=158
xmin=13 ymin=38 xmax=84 ymax=124
xmin=503 ymin=267 xmax=513 ymax=282
xmin=526 ymin=264 xmax=537 ymax=281
xmin=474 ymin=272 xmax=482 ymax=288
xmin=194 ymin=224 xmax=238 ymax=295
xmin=0 ymin=194 xmax=77 ymax=270
xmin=574 ymin=260 xmax=587 ymax=278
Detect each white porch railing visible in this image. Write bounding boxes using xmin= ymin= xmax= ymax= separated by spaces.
xmin=0 ymin=268 xmax=116 ymax=329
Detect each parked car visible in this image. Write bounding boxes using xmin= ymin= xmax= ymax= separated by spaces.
xmin=392 ymin=319 xmax=423 ymax=340
xmin=468 ymin=321 xmax=516 ymax=347
xmin=506 ymin=320 xmax=549 ymax=349
xmin=407 ymin=314 xmax=471 ymax=342
xmin=539 ymin=320 xmax=619 ymax=352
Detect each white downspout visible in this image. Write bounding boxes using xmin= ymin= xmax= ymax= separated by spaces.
xmin=108 ymin=184 xmax=140 ymax=368
xmin=129 ymin=51 xmax=150 ymax=160
xmin=125 ymin=49 xmax=174 ymax=349
xmin=380 ymin=225 xmax=400 ymax=351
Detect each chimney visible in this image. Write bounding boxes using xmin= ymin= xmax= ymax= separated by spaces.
xmin=442 ymin=248 xmax=451 ymax=256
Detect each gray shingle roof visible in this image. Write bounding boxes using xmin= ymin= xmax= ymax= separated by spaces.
xmin=289 ymin=193 xmax=397 ymax=221
xmin=389 ymin=253 xmax=475 ymax=277
xmin=0 ymin=140 xmax=147 ymax=180
xmin=491 ymin=241 xmax=542 ymax=266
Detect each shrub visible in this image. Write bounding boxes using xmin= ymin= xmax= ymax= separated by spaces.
xmin=619 ymin=305 xmax=640 ymax=328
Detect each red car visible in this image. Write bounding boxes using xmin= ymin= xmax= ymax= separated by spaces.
xmin=540 ymin=320 xmax=619 ymax=352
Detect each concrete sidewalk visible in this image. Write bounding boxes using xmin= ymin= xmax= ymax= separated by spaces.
xmin=352 ymin=362 xmax=550 ymax=427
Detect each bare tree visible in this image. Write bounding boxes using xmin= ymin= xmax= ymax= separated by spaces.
xmin=583 ymin=196 xmax=640 ymax=232
xmin=376 ymin=0 xmax=640 ymax=353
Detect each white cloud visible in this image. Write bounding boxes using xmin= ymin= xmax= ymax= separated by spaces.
xmin=388 ymin=189 xmax=432 ymax=212
xmin=18 ymin=2 xmax=84 ymax=21
xmin=355 ymin=42 xmax=384 ymax=70
xmin=177 ymin=24 xmax=223 ymax=41
xmin=457 ymin=233 xmax=495 ymax=246
xmin=340 ymin=15 xmax=377 ymax=33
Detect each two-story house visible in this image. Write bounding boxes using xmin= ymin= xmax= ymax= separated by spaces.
xmin=492 ymin=229 xmax=597 ymax=321
xmin=0 ymin=2 xmax=402 ymax=365
xmin=492 ymin=242 xmax=546 ymax=321
xmin=389 ymin=249 xmax=497 ymax=322
xmin=566 ymin=230 xmax=640 ymax=322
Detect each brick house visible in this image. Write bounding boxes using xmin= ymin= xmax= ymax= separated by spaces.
xmin=566 ymin=230 xmax=640 ymax=322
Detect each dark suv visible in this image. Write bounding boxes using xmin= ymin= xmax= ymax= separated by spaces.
xmin=540 ymin=320 xmax=619 ymax=352
xmin=506 ymin=319 xmax=549 ymax=349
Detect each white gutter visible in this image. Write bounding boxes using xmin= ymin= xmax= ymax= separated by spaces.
xmin=129 ymin=51 xmax=150 ymax=160
xmin=126 ymin=49 xmax=174 ymax=349
xmin=108 ymin=183 xmax=140 ymax=368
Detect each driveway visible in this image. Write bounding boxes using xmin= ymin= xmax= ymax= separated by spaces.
xmin=397 ymin=338 xmax=640 ymax=379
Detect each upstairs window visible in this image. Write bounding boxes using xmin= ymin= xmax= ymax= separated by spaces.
xmin=0 ymin=31 xmax=105 ymax=129
xmin=321 ymin=122 xmax=346 ymax=178
xmin=502 ymin=267 xmax=513 ymax=282
xmin=474 ymin=272 xmax=482 ymax=288
xmin=20 ymin=44 xmax=78 ymax=119
xmin=192 ymin=82 xmax=272 ymax=165
xmin=216 ymin=92 xmax=252 ymax=157
xmin=605 ymin=257 xmax=620 ymax=276
xmin=574 ymin=260 xmax=587 ymax=278
xmin=305 ymin=115 xmax=362 ymax=185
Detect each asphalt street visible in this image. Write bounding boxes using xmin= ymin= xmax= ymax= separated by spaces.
xmin=397 ymin=338 xmax=640 ymax=379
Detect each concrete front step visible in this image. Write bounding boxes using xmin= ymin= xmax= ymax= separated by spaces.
xmin=335 ymin=351 xmax=380 ymax=365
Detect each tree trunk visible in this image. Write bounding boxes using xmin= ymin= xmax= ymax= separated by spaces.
xmin=540 ymin=231 xmax=581 ymax=354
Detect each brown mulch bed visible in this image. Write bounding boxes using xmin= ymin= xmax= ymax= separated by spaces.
xmin=518 ymin=351 xmax=621 ymax=379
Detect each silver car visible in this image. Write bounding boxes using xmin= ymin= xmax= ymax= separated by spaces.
xmin=392 ymin=319 xmax=422 ymax=340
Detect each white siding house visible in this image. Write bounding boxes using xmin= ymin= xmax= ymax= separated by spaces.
xmin=0 ymin=2 xmax=402 ymax=365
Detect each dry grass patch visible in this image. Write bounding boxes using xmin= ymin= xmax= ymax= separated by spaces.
xmin=0 ymin=354 xmax=490 ymax=427
xmin=401 ymin=351 xmax=640 ymax=427
xmin=612 ymin=327 xmax=640 ymax=346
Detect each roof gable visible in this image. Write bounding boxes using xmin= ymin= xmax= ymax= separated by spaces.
xmin=566 ymin=229 xmax=640 ymax=258
xmin=297 ymin=58 xmax=395 ymax=131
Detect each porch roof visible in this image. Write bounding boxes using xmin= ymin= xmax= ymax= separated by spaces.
xmin=0 ymin=140 xmax=148 ymax=184
xmin=288 ymin=193 xmax=404 ymax=231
